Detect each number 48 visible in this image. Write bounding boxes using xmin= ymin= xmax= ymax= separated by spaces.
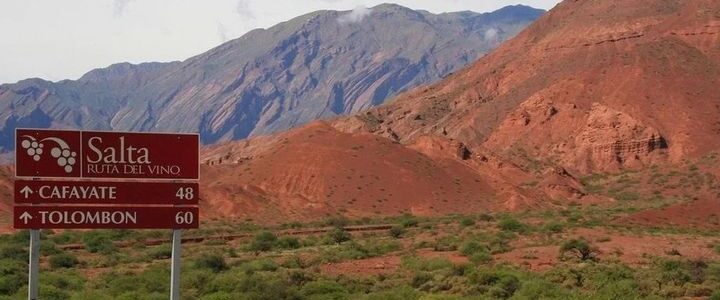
xmin=176 ymin=187 xmax=194 ymax=200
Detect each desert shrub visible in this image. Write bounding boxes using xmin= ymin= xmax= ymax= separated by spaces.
xmin=275 ymin=236 xmax=301 ymax=250
xmin=281 ymin=255 xmax=305 ymax=269
xmin=193 ymin=253 xmax=227 ymax=273
xmin=324 ymin=216 xmax=350 ymax=228
xmin=459 ymin=217 xmax=476 ymax=227
xmin=0 ymin=259 xmax=25 ymax=295
xmin=200 ymin=292 xmax=234 ymax=300
xmin=389 ymin=226 xmax=406 ymax=238
xmin=615 ymin=191 xmax=641 ymax=201
xmin=249 ymin=231 xmax=277 ymax=253
xmin=235 ymin=272 xmax=299 ymax=299
xmin=239 ymin=259 xmax=278 ymax=274
xmin=471 ymin=270 xmax=522 ymax=298
xmin=488 ymin=232 xmax=515 ymax=254
xmin=477 ymin=213 xmax=495 ymax=222
xmin=359 ymin=286 xmax=421 ymax=300
xmin=470 ymin=252 xmax=494 ymax=265
xmin=401 ymin=256 xmax=453 ymax=272
xmin=300 ymin=280 xmax=349 ymax=299
xmin=37 ymin=284 xmax=70 ymax=300
xmin=711 ymin=290 xmax=720 ymax=300
xmin=49 ymin=253 xmax=79 ymax=269
xmin=713 ymin=244 xmax=720 ymax=255
xmin=0 ymin=244 xmax=27 ymax=261
xmin=146 ymin=245 xmax=172 ymax=260
xmin=559 ymin=239 xmax=598 ymax=261
xmin=302 ymin=236 xmax=320 ymax=247
xmin=434 ymin=236 xmax=459 ymax=251
xmin=326 ymin=227 xmax=352 ymax=244
xmin=542 ymin=222 xmax=564 ymax=234
xmin=40 ymin=241 xmax=62 ymax=255
xmin=411 ymin=272 xmax=434 ymax=288
xmin=460 ymin=240 xmax=489 ymax=257
xmin=512 ymin=278 xmax=569 ymax=299
xmin=69 ymin=291 xmax=114 ymax=300
xmin=498 ymin=217 xmax=526 ymax=233
xmin=96 ymin=266 xmax=169 ymax=297
xmin=399 ymin=213 xmax=419 ymax=228
xmin=82 ymin=232 xmax=117 ymax=254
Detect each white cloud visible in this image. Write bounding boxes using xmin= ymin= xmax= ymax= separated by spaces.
xmin=484 ymin=28 xmax=499 ymax=41
xmin=113 ymin=0 xmax=132 ymax=18
xmin=217 ymin=22 xmax=229 ymax=43
xmin=337 ymin=6 xmax=372 ymax=24
xmin=235 ymin=0 xmax=255 ymax=20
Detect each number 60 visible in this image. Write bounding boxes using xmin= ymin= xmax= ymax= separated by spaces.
xmin=175 ymin=212 xmax=194 ymax=224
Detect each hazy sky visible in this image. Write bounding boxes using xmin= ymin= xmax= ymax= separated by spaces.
xmin=0 ymin=0 xmax=560 ymax=84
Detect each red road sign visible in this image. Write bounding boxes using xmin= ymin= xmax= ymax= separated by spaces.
xmin=15 ymin=180 xmax=199 ymax=205
xmin=16 ymin=129 xmax=199 ymax=180
xmin=14 ymin=206 xmax=199 ymax=229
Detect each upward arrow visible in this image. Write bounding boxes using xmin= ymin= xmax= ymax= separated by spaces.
xmin=20 ymin=186 xmax=33 ymax=198
xmin=19 ymin=212 xmax=32 ymax=224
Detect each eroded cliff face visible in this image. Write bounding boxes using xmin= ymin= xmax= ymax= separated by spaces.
xmin=339 ymin=0 xmax=720 ymax=177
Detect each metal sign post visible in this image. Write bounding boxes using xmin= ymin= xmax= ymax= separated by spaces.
xmin=28 ymin=229 xmax=39 ymax=300
xmin=170 ymin=229 xmax=182 ymax=300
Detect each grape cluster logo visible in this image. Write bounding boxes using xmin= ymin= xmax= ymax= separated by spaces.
xmin=19 ymin=135 xmax=78 ymax=173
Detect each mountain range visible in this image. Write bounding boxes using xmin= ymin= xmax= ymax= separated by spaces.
xmin=196 ymin=0 xmax=720 ymax=223
xmin=0 ymin=4 xmax=543 ymax=155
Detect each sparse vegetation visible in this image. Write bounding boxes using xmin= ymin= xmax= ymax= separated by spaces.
xmin=0 ymin=198 xmax=719 ymax=300
xmin=559 ymin=239 xmax=598 ymax=261
xmin=49 ymin=253 xmax=79 ymax=269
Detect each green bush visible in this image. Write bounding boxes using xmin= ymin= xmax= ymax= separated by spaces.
xmin=460 ymin=240 xmax=489 ymax=257
xmin=559 ymin=239 xmax=598 ymax=261
xmin=459 ymin=217 xmax=476 ymax=227
xmin=146 ymin=245 xmax=172 ymax=260
xmin=326 ymin=228 xmax=352 ymax=244
xmin=300 ymin=280 xmax=349 ymax=299
xmin=389 ymin=226 xmax=406 ymax=238
xmin=615 ymin=191 xmax=640 ymax=201
xmin=498 ymin=217 xmax=526 ymax=233
xmin=82 ymin=232 xmax=117 ymax=254
xmin=434 ymin=236 xmax=459 ymax=251
xmin=511 ymin=278 xmax=570 ymax=299
xmin=470 ymin=252 xmax=494 ymax=265
xmin=49 ymin=253 xmax=79 ymax=269
xmin=0 ymin=245 xmax=27 ymax=261
xmin=200 ymin=292 xmax=234 ymax=300
xmin=711 ymin=290 xmax=720 ymax=300
xmin=542 ymin=222 xmax=564 ymax=234
xmin=0 ymin=259 xmax=25 ymax=295
xmin=478 ymin=214 xmax=495 ymax=222
xmin=239 ymin=259 xmax=278 ymax=274
xmin=193 ymin=254 xmax=228 ymax=273
xmin=401 ymin=256 xmax=453 ymax=272
xmin=400 ymin=214 xmax=419 ymax=228
xmin=359 ymin=286 xmax=421 ymax=300
xmin=275 ymin=236 xmax=301 ymax=250
xmin=249 ymin=231 xmax=277 ymax=253
xmin=324 ymin=216 xmax=350 ymax=228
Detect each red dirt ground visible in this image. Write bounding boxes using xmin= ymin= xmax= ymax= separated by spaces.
xmin=621 ymin=198 xmax=720 ymax=230
xmin=498 ymin=228 xmax=719 ymax=271
xmin=321 ymin=227 xmax=719 ymax=276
